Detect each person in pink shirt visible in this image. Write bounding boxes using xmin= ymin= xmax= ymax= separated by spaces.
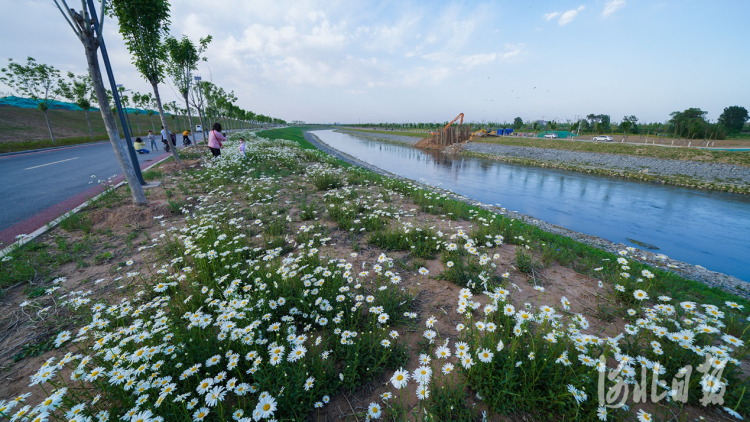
xmin=207 ymin=123 xmax=226 ymax=157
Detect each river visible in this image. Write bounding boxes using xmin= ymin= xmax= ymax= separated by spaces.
xmin=311 ymin=130 xmax=750 ymax=282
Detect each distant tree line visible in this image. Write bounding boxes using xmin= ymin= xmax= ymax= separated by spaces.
xmin=352 ymin=106 xmax=749 ymax=141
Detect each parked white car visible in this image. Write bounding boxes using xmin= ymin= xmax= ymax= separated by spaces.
xmin=543 ymin=133 xmax=557 ymax=139
xmin=195 ymin=125 xmax=203 ymax=132
xmin=592 ymin=135 xmax=613 ymax=142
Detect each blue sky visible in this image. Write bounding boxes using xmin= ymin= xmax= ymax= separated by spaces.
xmin=1 ymin=0 xmax=748 ymax=124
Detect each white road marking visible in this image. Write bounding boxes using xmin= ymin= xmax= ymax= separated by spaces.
xmin=24 ymin=157 xmax=80 ymax=170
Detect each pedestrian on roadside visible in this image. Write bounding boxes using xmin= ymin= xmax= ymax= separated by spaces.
xmin=134 ymin=137 xmax=150 ymax=154
xmin=147 ymin=130 xmax=158 ymax=150
xmin=207 ymin=123 xmax=225 ymax=157
xmin=238 ymin=138 xmax=246 ymax=158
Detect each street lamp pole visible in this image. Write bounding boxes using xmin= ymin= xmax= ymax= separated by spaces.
xmin=86 ymin=0 xmax=145 ymax=185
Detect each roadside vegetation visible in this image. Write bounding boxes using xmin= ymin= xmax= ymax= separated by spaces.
xmin=0 ymin=128 xmax=748 ymax=421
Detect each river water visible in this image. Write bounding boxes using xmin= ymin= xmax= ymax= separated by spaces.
xmin=311 ymin=130 xmax=750 ymax=281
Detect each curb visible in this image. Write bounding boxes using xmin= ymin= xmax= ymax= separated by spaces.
xmin=0 ymin=154 xmax=173 ymax=259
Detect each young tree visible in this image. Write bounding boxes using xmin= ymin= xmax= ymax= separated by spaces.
xmin=190 ymin=79 xmax=209 ymax=137
xmin=718 ymin=106 xmax=749 ymax=135
xmin=165 ymin=34 xmax=211 ymax=145
xmin=130 ymin=91 xmax=143 ymax=135
xmin=53 ymin=0 xmax=146 ymax=205
xmin=1 ymin=57 xmax=62 ymax=143
xmin=141 ymin=92 xmax=157 ymax=132
xmin=109 ymin=0 xmax=181 ymax=164
xmin=513 ymin=117 xmax=523 ymax=129
xmin=58 ymin=71 xmax=96 ymax=141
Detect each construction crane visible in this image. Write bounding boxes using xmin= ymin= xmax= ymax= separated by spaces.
xmin=431 ymin=113 xmax=464 ymax=135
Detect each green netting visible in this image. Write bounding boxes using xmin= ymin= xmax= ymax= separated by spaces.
xmin=0 ymin=96 xmax=156 ymax=114
xmin=537 ymin=130 xmax=573 ymax=138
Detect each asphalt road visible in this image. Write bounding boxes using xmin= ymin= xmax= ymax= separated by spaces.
xmin=0 ymin=133 xmax=205 ymax=234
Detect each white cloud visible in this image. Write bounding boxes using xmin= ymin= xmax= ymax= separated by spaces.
xmin=543 ymin=11 xmax=560 ymax=21
xmin=558 ymin=5 xmax=585 ymax=26
xmin=602 ymin=0 xmax=626 ymax=18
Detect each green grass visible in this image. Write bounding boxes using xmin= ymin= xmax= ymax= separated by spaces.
xmin=473 ymin=137 xmax=750 ymax=166
xmin=257 ymin=126 xmax=319 ymax=149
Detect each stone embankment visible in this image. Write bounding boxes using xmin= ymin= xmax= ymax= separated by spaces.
xmin=305 ymin=130 xmax=749 ymax=298
xmin=464 ymin=143 xmax=750 ymax=185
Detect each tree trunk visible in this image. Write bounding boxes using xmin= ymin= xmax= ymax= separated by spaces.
xmin=84 ymin=109 xmax=94 ymax=141
xmin=134 ymin=113 xmax=142 ymax=136
xmin=183 ymin=92 xmax=196 ymax=146
xmin=42 ymin=110 xmax=56 ymax=143
xmin=197 ymin=107 xmax=207 ymax=144
xmin=149 ymin=115 xmax=156 ymax=133
xmin=150 ymin=80 xmax=182 ymax=164
xmin=82 ymin=35 xmax=146 ymax=205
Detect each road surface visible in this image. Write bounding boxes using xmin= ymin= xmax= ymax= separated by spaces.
xmin=0 ymin=133 xmax=206 ymax=246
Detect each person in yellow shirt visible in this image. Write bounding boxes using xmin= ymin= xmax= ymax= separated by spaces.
xmin=182 ymin=130 xmax=192 ymax=146
xmin=133 ymin=137 xmax=149 ymax=154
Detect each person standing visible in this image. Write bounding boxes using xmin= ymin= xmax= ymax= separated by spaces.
xmin=238 ymin=138 xmax=246 ymax=158
xmin=147 ymin=130 xmax=158 ymax=150
xmin=207 ymin=123 xmax=226 ymax=157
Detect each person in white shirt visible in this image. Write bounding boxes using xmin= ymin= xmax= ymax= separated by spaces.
xmin=160 ymin=126 xmax=173 ymax=147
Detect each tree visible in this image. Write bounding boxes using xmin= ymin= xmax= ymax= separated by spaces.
xmin=109 ymin=0 xmax=181 ymax=164
xmin=54 ymin=0 xmax=146 ymax=205
xmin=58 ymin=71 xmax=96 ymax=141
xmin=669 ymin=108 xmax=725 ymax=142
xmin=513 ymin=117 xmax=523 ymax=130
xmin=131 ymin=92 xmax=143 ymax=135
xmin=165 ymin=34 xmax=211 ymax=145
xmin=1 ymin=57 xmax=62 ymax=143
xmin=141 ymin=92 xmax=157 ymax=132
xmin=718 ymin=106 xmax=749 ymax=135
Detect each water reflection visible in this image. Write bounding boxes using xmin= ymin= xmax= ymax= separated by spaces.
xmin=312 ymin=130 xmax=750 ymax=281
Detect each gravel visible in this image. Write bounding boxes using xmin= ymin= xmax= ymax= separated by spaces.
xmin=465 ymin=143 xmax=750 ymax=185
xmin=305 ymin=130 xmax=750 ymax=297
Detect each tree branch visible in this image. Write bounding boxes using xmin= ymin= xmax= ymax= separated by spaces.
xmin=98 ymin=0 xmax=106 ymax=40
xmin=54 ymin=0 xmax=81 ymax=37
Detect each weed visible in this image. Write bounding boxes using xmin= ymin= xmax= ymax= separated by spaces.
xmin=58 ymin=212 xmax=92 ymax=234
xmin=311 ymin=172 xmax=343 ymax=191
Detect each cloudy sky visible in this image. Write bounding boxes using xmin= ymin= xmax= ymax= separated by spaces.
xmin=1 ymin=0 xmax=748 ymax=124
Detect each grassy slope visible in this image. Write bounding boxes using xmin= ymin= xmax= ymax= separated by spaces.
xmin=473 ymin=136 xmax=750 ymax=167
xmin=257 ymin=126 xmax=319 ymax=149
xmin=0 ymin=106 xmax=193 ymax=153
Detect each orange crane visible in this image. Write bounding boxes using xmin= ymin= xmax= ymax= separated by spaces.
xmin=431 ymin=113 xmax=464 ymax=135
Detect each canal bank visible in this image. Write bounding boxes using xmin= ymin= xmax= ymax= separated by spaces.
xmin=337 ymin=129 xmax=750 ymax=194
xmin=304 ymin=129 xmax=749 ymax=297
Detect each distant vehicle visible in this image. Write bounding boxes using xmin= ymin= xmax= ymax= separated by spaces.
xmin=195 ymin=125 xmax=203 ymax=132
xmin=543 ymin=133 xmax=557 ymax=139
xmin=592 ymin=135 xmax=613 ymax=142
